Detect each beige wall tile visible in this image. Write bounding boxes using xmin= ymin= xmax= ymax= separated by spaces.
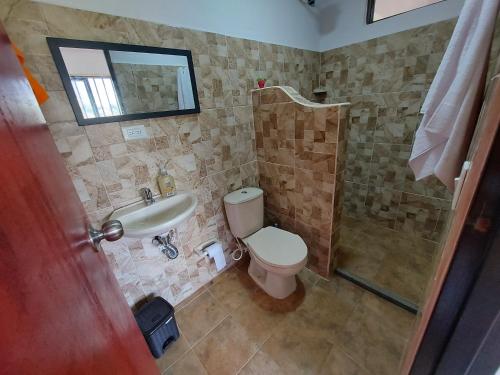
xmin=253 ymin=87 xmax=347 ymax=277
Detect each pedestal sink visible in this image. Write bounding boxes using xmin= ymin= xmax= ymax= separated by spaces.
xmin=109 ymin=191 xmax=197 ymax=238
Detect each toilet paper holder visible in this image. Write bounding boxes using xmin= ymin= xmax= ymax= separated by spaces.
xmin=195 ymin=239 xmax=245 ymax=262
xmin=196 ymin=240 xmax=227 ymax=272
xmin=194 ymin=239 xmax=218 ymax=257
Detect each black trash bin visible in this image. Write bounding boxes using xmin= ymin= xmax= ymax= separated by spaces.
xmin=135 ymin=297 xmax=180 ymax=358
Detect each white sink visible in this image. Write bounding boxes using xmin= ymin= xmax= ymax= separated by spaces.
xmin=109 ymin=191 xmax=197 ymax=238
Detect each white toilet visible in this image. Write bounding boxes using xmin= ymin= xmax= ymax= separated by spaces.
xmin=224 ymin=187 xmax=308 ymax=299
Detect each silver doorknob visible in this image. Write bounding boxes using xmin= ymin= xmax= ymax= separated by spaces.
xmin=88 ymin=220 xmax=124 ymax=251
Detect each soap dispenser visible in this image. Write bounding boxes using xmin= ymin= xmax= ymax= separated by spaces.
xmin=157 ymin=164 xmax=176 ymax=197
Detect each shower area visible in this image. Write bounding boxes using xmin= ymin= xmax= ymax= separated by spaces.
xmin=318 ymin=20 xmax=458 ymax=311
xmin=248 ymin=20 xmax=460 ymax=312
xmin=251 ymin=15 xmax=500 ymax=312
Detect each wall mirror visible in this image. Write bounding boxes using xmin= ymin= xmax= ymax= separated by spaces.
xmin=47 ymin=38 xmax=200 ymax=126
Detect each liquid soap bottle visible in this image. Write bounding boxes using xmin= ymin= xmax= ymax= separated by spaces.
xmin=157 ymin=164 xmax=176 ymax=197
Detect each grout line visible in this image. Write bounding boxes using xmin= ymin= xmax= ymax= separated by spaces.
xmin=161 ymin=345 xmax=192 ymax=374
xmin=235 ymin=336 xmax=271 ymax=374
xmin=180 ymin=312 xmax=230 ymax=358
xmin=187 ymin=314 xmax=231 ymax=371
xmin=234 ymin=309 xmax=285 ymax=375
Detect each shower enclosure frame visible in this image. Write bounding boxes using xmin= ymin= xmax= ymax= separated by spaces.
xmin=403 ymin=75 xmax=500 ymax=374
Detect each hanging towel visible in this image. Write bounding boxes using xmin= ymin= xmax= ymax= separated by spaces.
xmin=12 ymin=44 xmax=49 ymax=105
xmin=177 ymin=66 xmax=195 ymax=110
xmin=408 ymin=0 xmax=500 ymax=191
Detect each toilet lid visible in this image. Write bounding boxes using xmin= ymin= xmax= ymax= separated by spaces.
xmin=244 ymin=227 xmax=307 ymax=267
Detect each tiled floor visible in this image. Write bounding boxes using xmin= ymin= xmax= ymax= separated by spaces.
xmin=157 ymin=256 xmax=416 ymax=374
xmin=338 ymin=216 xmax=439 ymax=306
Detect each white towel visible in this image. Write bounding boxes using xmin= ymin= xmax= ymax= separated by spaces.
xmin=409 ymin=0 xmax=500 ymax=191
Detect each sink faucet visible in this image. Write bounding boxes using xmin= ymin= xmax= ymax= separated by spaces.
xmin=140 ymin=187 xmax=155 ymax=205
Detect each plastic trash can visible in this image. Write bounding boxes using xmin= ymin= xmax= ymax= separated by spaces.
xmin=134 ymin=297 xmax=180 ymax=358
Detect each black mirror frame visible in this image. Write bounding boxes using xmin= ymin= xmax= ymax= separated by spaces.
xmin=46 ymin=37 xmax=201 ymax=126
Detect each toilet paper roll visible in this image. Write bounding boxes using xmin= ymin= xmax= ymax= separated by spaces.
xmin=205 ymin=242 xmax=226 ymax=272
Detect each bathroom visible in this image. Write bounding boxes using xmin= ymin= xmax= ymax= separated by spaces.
xmin=1 ymin=0 xmax=499 ymax=374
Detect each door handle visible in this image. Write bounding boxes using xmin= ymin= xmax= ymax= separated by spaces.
xmin=88 ymin=220 xmax=124 ymax=251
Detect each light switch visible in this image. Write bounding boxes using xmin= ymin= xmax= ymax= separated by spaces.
xmin=122 ymin=125 xmax=148 ymax=141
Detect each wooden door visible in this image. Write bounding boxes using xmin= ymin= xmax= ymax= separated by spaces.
xmin=0 ymin=25 xmax=158 ymax=374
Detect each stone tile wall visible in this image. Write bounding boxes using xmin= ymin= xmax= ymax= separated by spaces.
xmin=319 ymin=20 xmax=457 ymax=243
xmin=4 ymin=0 xmax=497 ymax=306
xmin=113 ymin=64 xmax=179 ymax=113
xmin=0 ymin=0 xmax=319 ymax=307
xmin=253 ymin=86 xmax=348 ymax=277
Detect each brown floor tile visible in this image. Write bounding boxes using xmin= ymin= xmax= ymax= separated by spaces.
xmin=331 ymin=302 xmax=408 ymax=374
xmin=204 ymin=265 xmax=241 ymax=287
xmin=259 ymin=314 xmax=334 ymax=374
xmin=315 ymin=275 xmax=365 ymax=302
xmin=337 ymin=245 xmax=383 ymax=280
xmin=291 ymin=279 xmax=362 ymax=344
xmin=165 ymin=350 xmax=208 ymax=375
xmin=339 ymin=216 xmax=439 ymax=306
xmin=318 ymin=345 xmax=369 ymax=375
xmin=231 ymin=297 xmax=287 ymax=346
xmin=175 ymin=290 xmax=228 ymax=346
xmin=193 ymin=316 xmax=259 ymax=375
xmin=208 ymin=268 xmax=258 ymax=313
xmin=169 ymin=238 xmax=416 ymax=375
xmin=174 ymin=285 xmax=207 ymax=312
xmin=156 ymin=334 xmax=190 ymax=373
xmin=360 ymin=292 xmax=416 ymax=336
xmin=373 ymin=260 xmax=428 ymax=305
xmin=238 ymin=350 xmax=286 ymax=375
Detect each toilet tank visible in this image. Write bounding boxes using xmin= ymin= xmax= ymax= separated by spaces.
xmin=223 ymin=187 xmax=264 ymax=239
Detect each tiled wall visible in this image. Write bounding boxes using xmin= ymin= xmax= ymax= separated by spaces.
xmin=4 ymin=0 xmax=497 ymax=306
xmin=319 ymin=20 xmax=457 ymax=242
xmin=113 ymin=64 xmax=179 ymax=113
xmin=0 ymin=0 xmax=319 ymax=307
xmin=253 ymin=86 xmax=348 ymax=277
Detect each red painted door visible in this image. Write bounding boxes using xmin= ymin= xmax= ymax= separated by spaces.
xmin=0 ymin=25 xmax=158 ymax=374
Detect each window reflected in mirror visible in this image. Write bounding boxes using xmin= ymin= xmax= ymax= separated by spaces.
xmin=60 ymin=47 xmax=122 ymax=119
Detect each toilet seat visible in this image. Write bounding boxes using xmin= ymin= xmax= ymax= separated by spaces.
xmin=243 ymin=226 xmax=307 ymax=268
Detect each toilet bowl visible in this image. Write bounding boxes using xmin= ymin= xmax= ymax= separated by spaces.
xmin=243 ymin=226 xmax=307 ymax=299
xmin=223 ymin=188 xmax=308 ymax=299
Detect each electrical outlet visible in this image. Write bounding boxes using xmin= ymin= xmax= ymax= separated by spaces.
xmin=122 ymin=125 xmax=148 ymax=141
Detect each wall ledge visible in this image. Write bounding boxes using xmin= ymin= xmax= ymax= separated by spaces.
xmin=252 ymin=86 xmax=350 ymax=108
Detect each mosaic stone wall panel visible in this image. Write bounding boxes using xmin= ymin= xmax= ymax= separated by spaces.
xmin=253 ymin=86 xmax=348 ymax=277
xmin=1 ymin=0 xmax=320 ymax=308
xmin=113 ymin=63 xmax=179 ymax=113
xmin=320 ymin=20 xmax=458 ymax=242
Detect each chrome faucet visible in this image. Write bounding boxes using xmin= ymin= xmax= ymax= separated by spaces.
xmin=140 ymin=187 xmax=155 ymax=205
